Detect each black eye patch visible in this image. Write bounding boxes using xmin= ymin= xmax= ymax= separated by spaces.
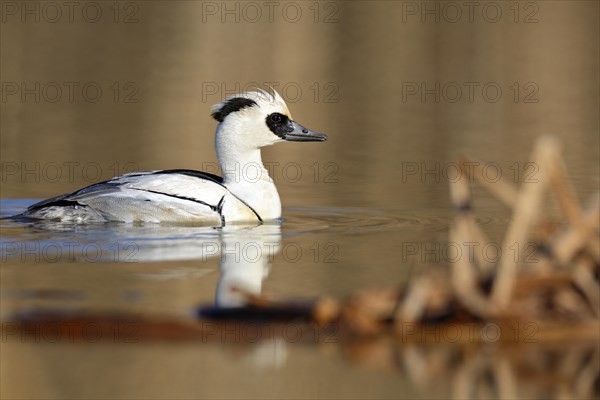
xmin=266 ymin=113 xmax=293 ymax=138
xmin=212 ymin=98 xmax=258 ymax=122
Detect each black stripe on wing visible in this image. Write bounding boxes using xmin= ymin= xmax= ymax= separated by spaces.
xmin=130 ymin=188 xmax=220 ymax=211
xmin=26 ymin=180 xmax=121 ymax=211
xmin=148 ymin=170 xmax=224 ymax=185
xmin=26 ymin=199 xmax=86 ymax=212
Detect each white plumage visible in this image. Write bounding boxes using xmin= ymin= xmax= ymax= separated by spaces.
xmin=18 ymin=90 xmax=327 ymax=225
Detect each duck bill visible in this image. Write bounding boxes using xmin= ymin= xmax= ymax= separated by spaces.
xmin=283 ymin=121 xmax=327 ymax=142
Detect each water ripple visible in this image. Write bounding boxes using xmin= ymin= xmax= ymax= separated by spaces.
xmin=282 ymin=207 xmax=454 ymax=235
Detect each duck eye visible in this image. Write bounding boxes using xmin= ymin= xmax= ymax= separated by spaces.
xmin=266 ymin=112 xmax=293 ymax=138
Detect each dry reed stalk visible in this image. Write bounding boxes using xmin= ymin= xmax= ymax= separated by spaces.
xmin=395 ymin=277 xmax=431 ymax=323
xmin=459 ymin=155 xmax=518 ymax=208
xmin=491 ymin=136 xmax=559 ymax=309
xmin=450 ymin=165 xmax=497 ymax=275
xmin=550 ymin=192 xmax=600 ymax=265
xmin=572 ymin=259 xmax=600 ymax=316
xmin=448 ymin=171 xmax=498 ymax=317
xmin=449 ymin=224 xmax=497 ymax=317
xmin=547 ymin=151 xmax=583 ymax=224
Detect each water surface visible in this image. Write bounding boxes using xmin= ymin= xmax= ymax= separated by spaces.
xmin=1 ymin=1 xmax=598 ymax=399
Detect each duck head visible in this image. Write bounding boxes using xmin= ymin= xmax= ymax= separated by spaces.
xmin=211 ymin=89 xmax=327 ymax=149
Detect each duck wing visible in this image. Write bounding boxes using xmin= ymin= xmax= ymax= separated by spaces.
xmin=22 ymin=170 xmax=260 ymax=224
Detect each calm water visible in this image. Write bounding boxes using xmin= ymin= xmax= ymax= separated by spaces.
xmin=1 ymin=1 xmax=598 ymax=399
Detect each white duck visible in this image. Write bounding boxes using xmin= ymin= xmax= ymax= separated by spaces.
xmin=18 ymin=90 xmax=327 ymax=225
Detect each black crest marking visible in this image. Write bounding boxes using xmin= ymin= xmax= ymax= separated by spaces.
xmin=212 ymin=98 xmax=258 ymax=122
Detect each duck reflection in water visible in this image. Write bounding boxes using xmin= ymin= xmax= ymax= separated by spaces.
xmin=105 ymin=222 xmax=282 ymax=308
xmin=214 ymin=223 xmax=281 ymax=308
xmin=2 ymin=216 xmax=281 ymax=308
